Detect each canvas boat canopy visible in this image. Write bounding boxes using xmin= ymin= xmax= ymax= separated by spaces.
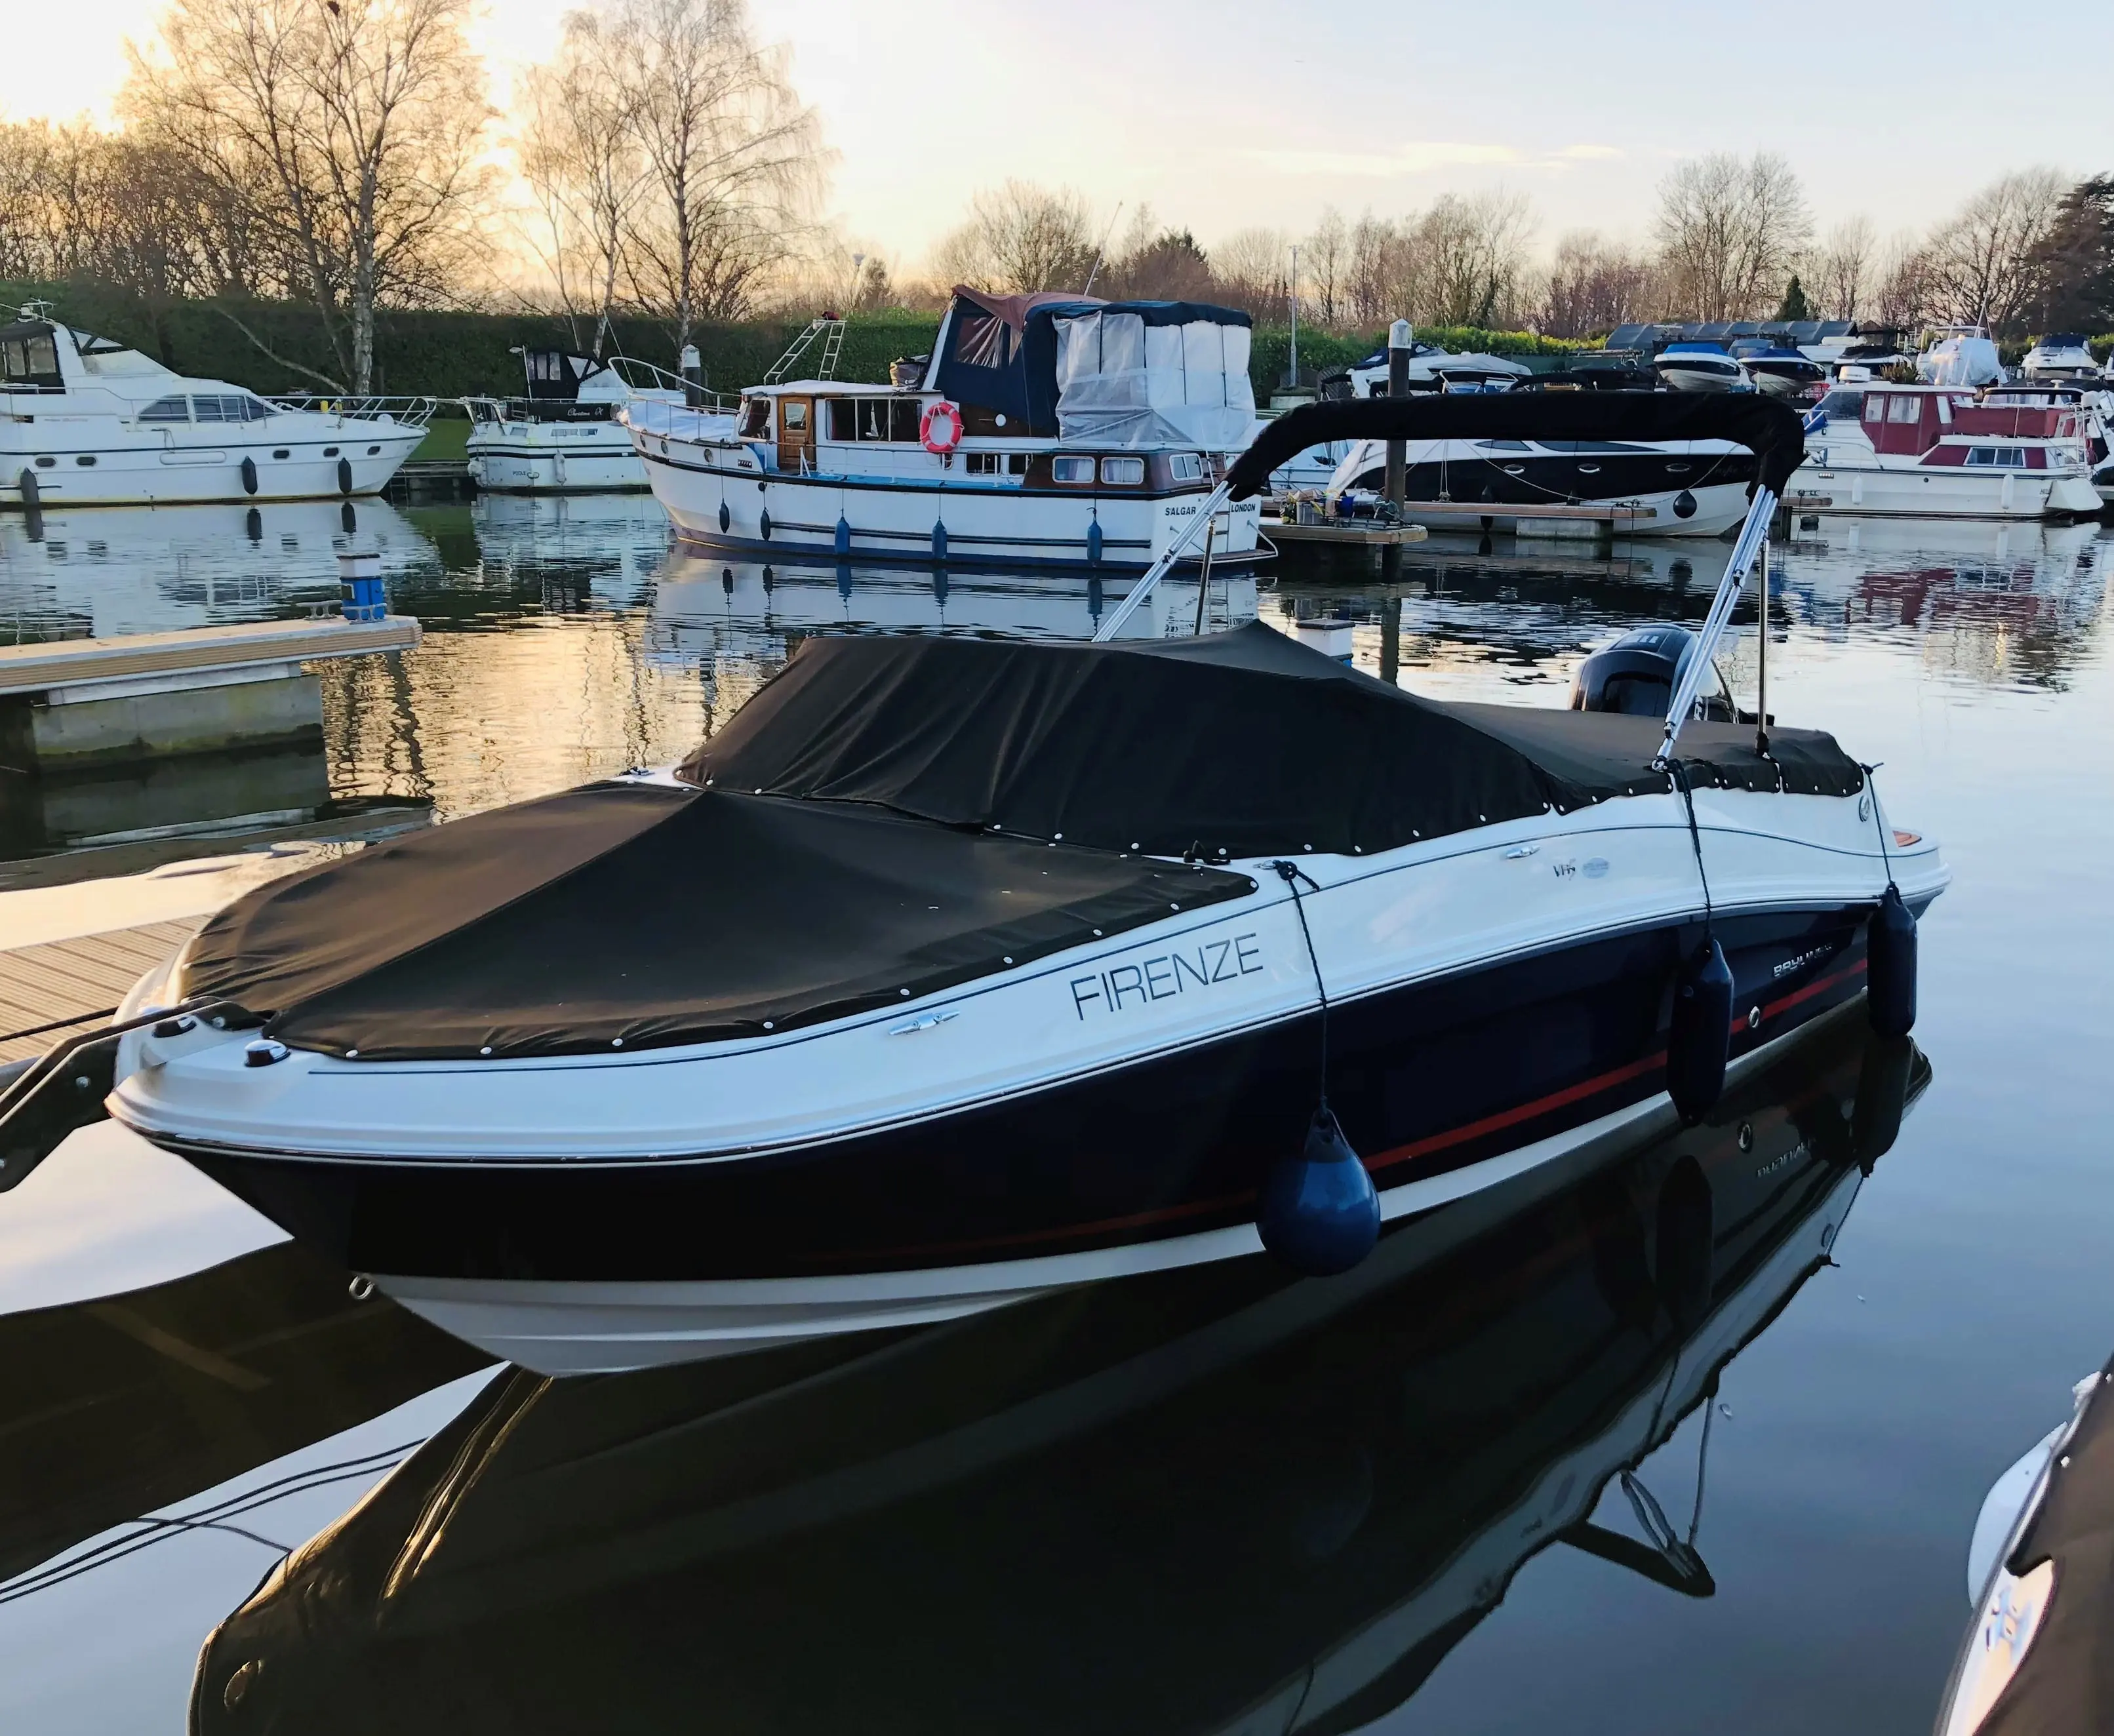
xmin=929 ymin=287 xmax=1254 ymax=445
xmin=1048 ymin=302 xmax=1254 ymax=450
xmin=178 ymin=623 xmax=1860 ymax=1061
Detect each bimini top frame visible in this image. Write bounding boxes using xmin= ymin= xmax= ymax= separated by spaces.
xmin=1095 ymin=391 xmax=1806 ymax=766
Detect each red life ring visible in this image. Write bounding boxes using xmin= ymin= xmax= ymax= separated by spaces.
xmin=921 ymin=400 xmax=964 ymax=454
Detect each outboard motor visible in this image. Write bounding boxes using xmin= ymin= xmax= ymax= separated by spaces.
xmin=1572 ymin=626 xmax=1733 ymax=721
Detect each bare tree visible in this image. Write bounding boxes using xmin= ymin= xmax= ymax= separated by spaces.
xmin=1212 ymin=226 xmax=1291 ymax=319
xmin=1917 ymin=168 xmax=2068 ymax=333
xmin=930 ymin=180 xmax=1096 ymax=293
xmin=128 ymin=0 xmax=494 ymax=392
xmin=1536 ymin=229 xmax=1658 ymax=337
xmin=604 ymin=0 xmax=826 ymax=349
xmin=1654 ymin=152 xmax=1811 ymax=321
xmin=1305 ymin=207 xmax=1349 ymax=327
xmin=517 ymin=15 xmax=652 ymax=356
xmin=1417 ymin=189 xmax=1535 ymax=328
xmin=1811 ymin=215 xmax=1877 ymax=321
xmin=1871 ymin=228 xmax=1932 ymax=330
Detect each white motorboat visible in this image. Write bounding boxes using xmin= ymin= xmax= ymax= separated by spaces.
xmin=1792 ymin=381 xmax=2102 ymax=519
xmin=1317 ymin=429 xmax=1755 ymax=538
xmin=1267 ymin=342 xmax=1530 ymax=496
xmin=1653 ymin=343 xmax=1750 ymax=393
xmin=1 ymin=391 xmax=1944 ymax=1377
xmin=2018 ymin=332 xmax=2101 ymax=382
xmin=626 ymin=288 xmax=1262 ymax=571
xmin=1731 ymin=342 xmax=1829 ymax=400
xmin=464 ymin=349 xmax=688 ymax=494
xmin=0 ymin=307 xmax=428 ymax=511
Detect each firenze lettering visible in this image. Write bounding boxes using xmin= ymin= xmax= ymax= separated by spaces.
xmin=1071 ymin=933 xmax=1263 ymax=1019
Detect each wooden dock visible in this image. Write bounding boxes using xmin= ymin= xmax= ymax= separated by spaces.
xmin=0 ymin=616 xmax=420 ymax=700
xmin=1266 ymin=522 xmax=1430 ymax=548
xmin=0 ymin=921 xmax=203 ymax=1065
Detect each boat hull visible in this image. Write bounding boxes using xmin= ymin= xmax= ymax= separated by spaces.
xmin=1789 ymin=462 xmax=2102 ymax=519
xmin=0 ymin=426 xmax=422 ymax=507
xmin=466 ymin=427 xmax=648 ymax=493
xmin=163 ymin=898 xmax=1890 ymax=1373
xmin=639 ymin=444 xmax=1263 ymax=571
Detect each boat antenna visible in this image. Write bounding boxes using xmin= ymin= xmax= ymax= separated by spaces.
xmin=1081 ymin=203 xmax=1123 ymax=298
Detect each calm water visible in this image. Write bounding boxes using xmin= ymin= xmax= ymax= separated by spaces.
xmin=0 ymin=492 xmax=2109 ymax=1732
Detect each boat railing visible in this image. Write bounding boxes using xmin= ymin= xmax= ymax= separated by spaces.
xmin=623 ymin=399 xmax=743 ymax=442
xmin=268 ymin=393 xmax=440 ymax=429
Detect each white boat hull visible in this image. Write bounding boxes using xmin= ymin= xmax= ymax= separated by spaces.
xmin=1790 ymin=461 xmax=2103 ymax=519
xmin=466 ymin=425 xmax=648 ymax=493
xmin=637 ymin=439 xmax=1262 ymax=570
xmin=1 ymin=428 xmax=423 ymax=507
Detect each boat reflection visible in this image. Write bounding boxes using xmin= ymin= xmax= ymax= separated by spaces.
xmin=0 ymin=498 xmax=435 ymax=641
xmin=0 ymin=1241 xmax=486 ymax=1590
xmin=651 ymin=549 xmax=1259 ymax=665
xmin=190 ymin=1007 xmax=1926 ymax=1735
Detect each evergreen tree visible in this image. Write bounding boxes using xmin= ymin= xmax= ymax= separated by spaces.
xmin=1775 ymin=275 xmax=1813 ymax=321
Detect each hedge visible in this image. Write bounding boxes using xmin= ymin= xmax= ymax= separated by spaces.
xmin=3 ymin=279 xmax=1591 ymax=404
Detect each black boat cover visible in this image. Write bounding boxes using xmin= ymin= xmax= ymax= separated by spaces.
xmin=178 ymin=785 xmax=1257 ymax=1060
xmin=178 ymin=625 xmax=1860 ymax=1060
xmin=1225 ymin=393 xmax=1807 ymax=500
xmin=681 ymin=623 xmax=1864 ymax=861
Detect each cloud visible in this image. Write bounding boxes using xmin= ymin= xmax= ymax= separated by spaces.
xmin=1557 ymin=144 xmax=1623 ymax=161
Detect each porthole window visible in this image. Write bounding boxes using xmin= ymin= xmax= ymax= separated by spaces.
xmin=323 ymin=446 xmax=340 ymax=457
xmin=75 ymin=454 xmax=96 ymax=466
xmin=34 ymin=455 xmax=54 ymax=467
xmin=1100 ymin=456 xmax=1145 ymax=485
xmin=366 ymin=444 xmax=380 ymax=455
xmin=273 ymin=448 xmax=290 ymax=459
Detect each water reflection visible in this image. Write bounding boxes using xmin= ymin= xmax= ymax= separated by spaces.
xmin=0 ymin=500 xmax=433 ymax=642
xmin=187 ymin=1012 xmax=1923 ymax=1733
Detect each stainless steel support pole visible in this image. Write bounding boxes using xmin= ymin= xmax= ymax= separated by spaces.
xmin=1755 ymin=538 xmax=1770 ymax=756
xmin=1094 ymin=479 xmax=1233 ymax=642
xmin=1193 ymin=519 xmax=1217 ymax=635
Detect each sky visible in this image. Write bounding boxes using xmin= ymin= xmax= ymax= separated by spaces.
xmin=8 ymin=0 xmax=2109 ymax=276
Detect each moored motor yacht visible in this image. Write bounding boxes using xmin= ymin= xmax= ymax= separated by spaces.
xmin=2018 ymin=332 xmax=2100 ymax=382
xmin=626 ymin=288 xmax=1263 ymax=570
xmin=1 ymin=393 xmax=1945 ymax=1376
xmin=1920 ymin=327 xmax=2006 ymax=388
xmin=1732 ymin=342 xmax=1829 ymax=400
xmin=0 ymin=307 xmax=429 ymax=509
xmin=463 ymin=349 xmax=688 ymax=494
xmin=1653 ymin=343 xmax=1751 ymax=393
xmin=1318 ymin=425 xmax=1756 ymax=538
xmin=1792 ymin=381 xmax=2102 ymax=519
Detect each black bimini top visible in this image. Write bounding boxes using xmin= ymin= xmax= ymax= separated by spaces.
xmin=180 ymin=625 xmax=1860 ymax=1061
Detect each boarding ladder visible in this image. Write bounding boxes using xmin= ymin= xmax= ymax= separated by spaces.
xmin=763 ymin=316 xmax=848 ymax=384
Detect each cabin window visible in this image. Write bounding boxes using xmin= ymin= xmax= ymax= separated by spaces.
xmin=1051 ymin=456 xmax=1096 ymax=484
xmin=782 ymin=401 xmax=807 ymax=430
xmin=891 ymin=399 xmax=919 ymax=443
xmin=192 ymin=394 xmax=263 ymax=422
xmin=1170 ymin=453 xmax=1204 ymax=481
xmin=738 ymin=397 xmax=771 ymax=438
xmin=23 ymin=334 xmax=57 ymax=376
xmin=1100 ymin=457 xmax=1145 ymax=486
xmin=1816 ymin=391 xmax=1864 ymax=421
xmin=1008 ymin=453 xmax=1027 ymax=475
xmin=967 ymin=452 xmax=1007 ymax=476
xmin=1887 ymin=397 xmax=1923 ymax=424
xmin=954 ymin=313 xmax=1010 ymax=369
xmin=1964 ymin=446 xmax=2028 ymax=468
xmin=1862 ymin=397 xmax=1886 ymax=422
xmin=827 ymin=399 xmax=855 ymax=440
xmin=139 ymin=396 xmax=191 ymax=422
xmin=1 ymin=340 xmax=22 ymax=377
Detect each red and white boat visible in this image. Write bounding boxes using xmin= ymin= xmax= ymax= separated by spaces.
xmin=1793 ymin=380 xmax=2102 ymax=519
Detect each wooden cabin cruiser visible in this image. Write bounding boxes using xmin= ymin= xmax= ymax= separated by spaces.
xmin=1794 ymin=382 xmax=2102 ymax=519
xmin=463 ymin=349 xmax=687 ymax=494
xmin=1652 ymin=342 xmax=1751 ymax=393
xmin=626 ymin=289 xmax=1262 ymax=571
xmin=180 ymin=1013 xmax=1921 ymax=1735
xmin=2019 ymin=332 xmax=2102 ymax=383
xmin=0 ymin=309 xmax=428 ymax=509
xmin=1 ymin=394 xmax=1944 ymax=1375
